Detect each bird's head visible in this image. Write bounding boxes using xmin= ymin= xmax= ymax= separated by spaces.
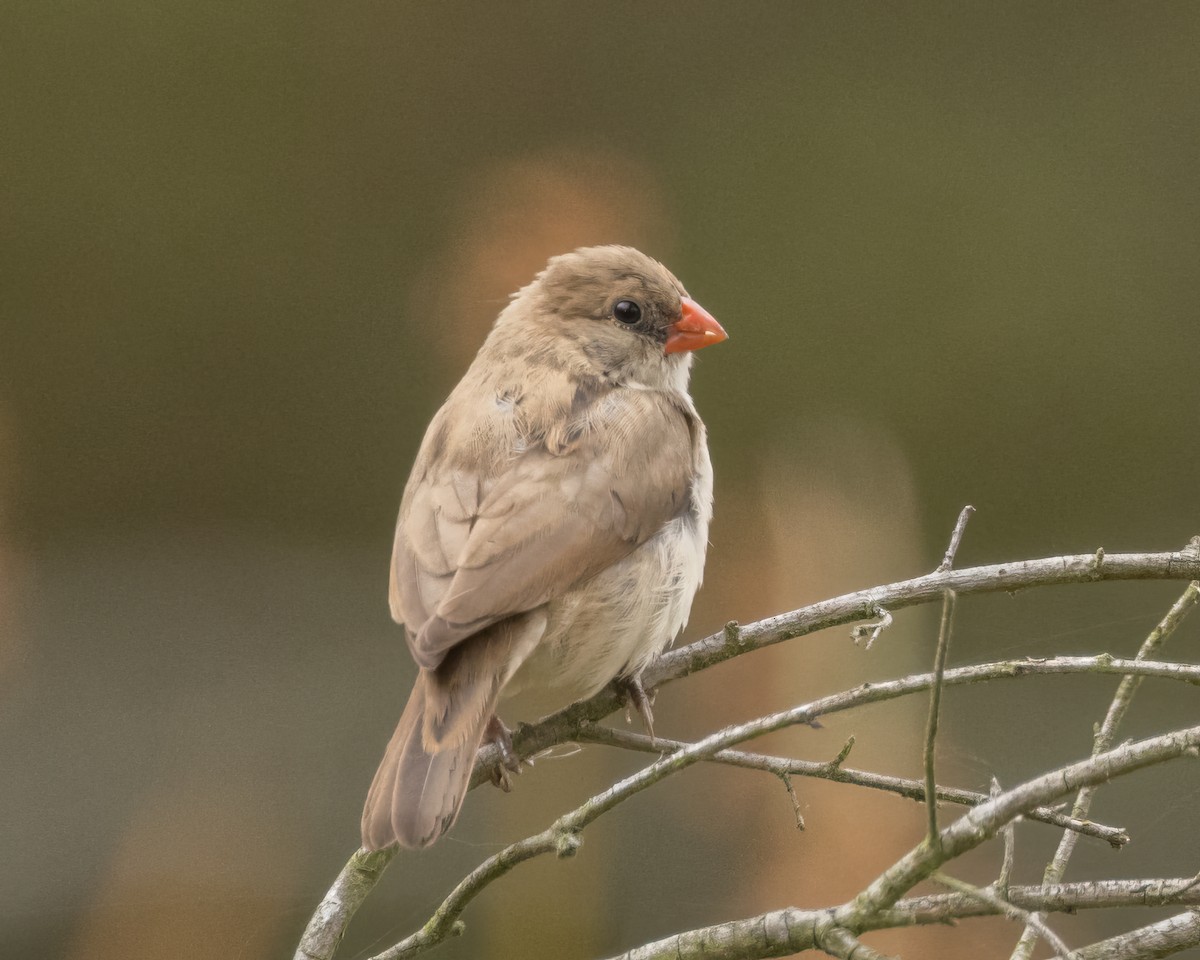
xmin=500 ymin=245 xmax=727 ymax=391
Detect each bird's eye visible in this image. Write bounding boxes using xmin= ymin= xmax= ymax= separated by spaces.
xmin=613 ymin=299 xmax=642 ymax=324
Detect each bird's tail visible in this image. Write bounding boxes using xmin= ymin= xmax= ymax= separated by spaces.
xmin=360 ymin=671 xmax=493 ymax=850
xmin=360 ymin=613 xmax=543 ymax=850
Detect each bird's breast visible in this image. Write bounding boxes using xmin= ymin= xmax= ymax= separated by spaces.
xmin=503 ymin=499 xmax=709 ymax=703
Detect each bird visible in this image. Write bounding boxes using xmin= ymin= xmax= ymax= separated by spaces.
xmin=360 ymin=245 xmax=727 ymax=850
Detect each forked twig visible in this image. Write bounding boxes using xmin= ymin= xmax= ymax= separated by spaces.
xmin=294 ymin=543 xmax=1200 ymax=960
xmin=1010 ymin=579 xmax=1200 ymax=960
xmin=577 ymin=724 xmax=1126 ymax=843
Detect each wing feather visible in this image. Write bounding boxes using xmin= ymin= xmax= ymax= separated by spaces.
xmin=392 ymin=385 xmax=696 ymax=671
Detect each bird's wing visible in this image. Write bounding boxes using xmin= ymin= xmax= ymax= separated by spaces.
xmin=392 ymin=388 xmax=697 ymax=671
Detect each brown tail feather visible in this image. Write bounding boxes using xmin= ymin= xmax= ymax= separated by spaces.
xmin=360 ymin=614 xmax=544 ymax=850
xmin=360 ymin=673 xmax=493 ymax=850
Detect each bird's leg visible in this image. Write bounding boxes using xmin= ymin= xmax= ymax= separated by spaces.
xmin=483 ymin=714 xmax=523 ymax=792
xmin=614 ymin=673 xmax=657 ymax=743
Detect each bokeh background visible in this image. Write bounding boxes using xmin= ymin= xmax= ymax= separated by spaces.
xmin=3 ymin=3 xmax=1199 ymax=958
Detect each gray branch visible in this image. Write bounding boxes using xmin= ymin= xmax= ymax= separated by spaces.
xmin=293 ymin=541 xmax=1200 ymax=960
xmin=1011 ymin=579 xmax=1200 ymax=960
xmin=576 ymin=725 xmax=1127 ymax=846
xmin=880 ymin=875 xmax=1200 ymax=922
xmin=606 ymin=877 xmax=1200 ymax=960
xmin=1052 ymin=909 xmax=1200 ymax=960
xmin=836 ymin=726 xmax=1200 ymax=924
xmin=375 ymin=700 xmax=1200 ymax=960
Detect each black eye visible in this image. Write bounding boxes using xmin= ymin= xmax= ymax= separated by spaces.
xmin=613 ymin=299 xmax=642 ymax=324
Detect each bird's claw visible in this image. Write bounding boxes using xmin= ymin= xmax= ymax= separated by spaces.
xmin=614 ymin=673 xmax=657 ymax=742
xmin=484 ymin=715 xmax=524 ymax=792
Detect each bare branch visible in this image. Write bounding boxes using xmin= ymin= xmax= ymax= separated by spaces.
xmin=612 ymin=909 xmax=819 ymax=960
xmin=813 ymin=921 xmax=897 ymax=959
xmin=304 ymin=655 xmax=1194 ymax=958
xmin=487 ymin=650 xmax=1200 ymax=792
xmin=937 ymin=504 xmax=976 ymax=573
xmin=310 ymin=655 xmax=1195 ymax=957
xmin=922 ymin=508 xmax=974 ymax=846
xmin=836 ymin=725 xmax=1200 ymax=924
xmin=645 ymin=544 xmax=1200 ymax=697
xmin=923 ymin=588 xmax=957 ymax=845
xmin=377 ymin=714 xmax=1200 ymax=960
xmin=994 ymin=778 xmax=1016 ymax=894
xmin=931 ymin=871 xmax=1070 ymax=955
xmin=296 ymin=545 xmax=1200 ymax=957
xmin=577 ymin=725 xmax=1127 ymax=845
xmin=1011 ymin=579 xmax=1200 ymax=960
xmin=371 ymin=826 xmax=570 ymax=959
xmin=293 ymin=848 xmax=395 ymax=960
xmin=876 ymin=875 xmax=1200 ymax=924
xmin=601 ymin=877 xmax=1200 ymax=960
xmin=1051 ymin=909 xmax=1200 ymax=960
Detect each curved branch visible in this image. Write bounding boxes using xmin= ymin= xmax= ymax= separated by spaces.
xmin=930 ymin=872 xmax=1070 ymax=956
xmin=1011 ymin=579 xmax=1200 ymax=960
xmin=1051 ymin=909 xmax=1200 ymax=960
xmin=837 ymin=726 xmax=1200 ymax=924
xmin=293 ymin=848 xmax=395 ymax=960
xmin=373 ymin=829 xmax=567 ymax=959
xmin=814 ymin=921 xmax=896 ymax=959
xmin=647 ymin=542 xmax=1200 ymax=694
xmin=576 ymin=725 xmax=1128 ymax=846
xmin=295 ymin=542 xmax=1200 ymax=958
xmin=601 ymin=877 xmax=1200 ymax=960
xmin=377 ymin=685 xmax=1200 ymax=960
xmin=306 ymin=656 xmax=1200 ymax=959
xmin=875 ymin=875 xmax=1200 ymax=925
xmin=483 ymin=542 xmax=1200 ymax=781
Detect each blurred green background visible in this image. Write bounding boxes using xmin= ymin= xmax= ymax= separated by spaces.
xmin=2 ymin=3 xmax=1198 ymax=958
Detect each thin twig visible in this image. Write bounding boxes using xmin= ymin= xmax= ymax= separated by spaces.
xmin=296 ymin=545 xmax=1200 ymax=957
xmin=577 ymin=725 xmax=1126 ymax=845
xmin=644 ymin=544 xmax=1200 ymax=700
xmin=994 ymin=778 xmax=1015 ymax=895
xmin=779 ymin=773 xmax=805 ymax=829
xmin=937 ymin=505 xmax=976 ymax=573
xmin=481 ymin=652 xmax=1200 ymax=794
xmin=602 ymin=738 xmax=1200 ymax=960
xmin=372 ymin=828 xmax=567 ymax=959
xmin=924 ymin=509 xmax=974 ymax=843
xmin=923 ymin=588 xmax=957 ymax=845
xmin=932 ymin=871 xmax=1070 ymax=955
xmin=850 ymin=605 xmax=893 ymax=649
xmin=475 ymin=545 xmax=1200 ymax=784
xmin=836 ymin=725 xmax=1200 ymax=924
xmin=877 ymin=874 xmax=1200 ymax=924
xmin=600 ymin=870 xmax=1200 ymax=959
xmin=1011 ymin=580 xmax=1200 ymax=960
xmin=304 ymin=657 xmax=1195 ymax=955
xmin=380 ymin=719 xmax=1200 ymax=960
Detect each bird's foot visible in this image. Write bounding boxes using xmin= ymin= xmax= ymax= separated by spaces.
xmin=614 ymin=673 xmax=657 ymax=742
xmin=483 ymin=715 xmax=524 ymax=792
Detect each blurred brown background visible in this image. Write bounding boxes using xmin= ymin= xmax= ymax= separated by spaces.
xmin=2 ymin=3 xmax=1199 ymax=958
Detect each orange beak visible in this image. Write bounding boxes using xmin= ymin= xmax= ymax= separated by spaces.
xmin=664 ymin=297 xmax=729 ymax=355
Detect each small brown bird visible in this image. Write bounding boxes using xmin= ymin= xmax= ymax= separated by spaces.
xmin=361 ymin=245 xmax=727 ymax=850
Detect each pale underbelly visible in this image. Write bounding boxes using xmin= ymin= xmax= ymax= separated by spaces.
xmin=502 ymin=514 xmax=705 ymax=702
